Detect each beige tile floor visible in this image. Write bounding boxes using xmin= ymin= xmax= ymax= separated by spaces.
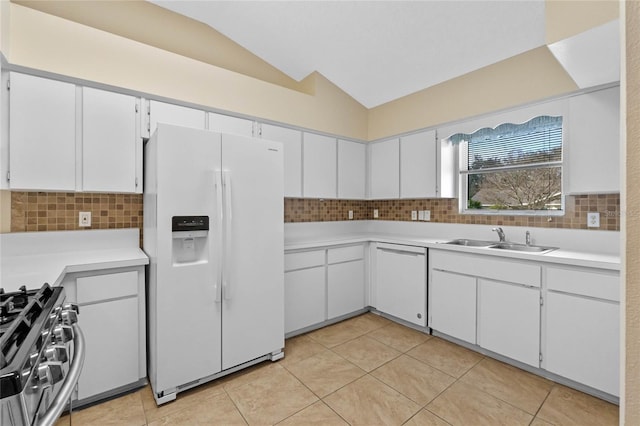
xmin=56 ymin=313 xmax=619 ymax=426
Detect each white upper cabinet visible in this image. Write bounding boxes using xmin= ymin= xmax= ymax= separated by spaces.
xmin=82 ymin=87 xmax=140 ymax=193
xmin=303 ymin=132 xmax=337 ymax=198
xmin=260 ymin=124 xmax=302 ymax=198
xmin=8 ymin=72 xmax=76 ymax=191
xmin=567 ymin=86 xmax=620 ymax=194
xmin=337 ymin=140 xmax=366 ymax=199
xmin=400 ymin=130 xmax=437 ymax=198
xmin=208 ymin=112 xmax=254 ymax=137
xmin=147 ymin=100 xmax=206 ymax=136
xmin=369 ymin=138 xmax=399 ymax=199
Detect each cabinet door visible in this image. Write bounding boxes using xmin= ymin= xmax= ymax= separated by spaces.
xmin=261 ymin=124 xmax=302 ymax=197
xmin=328 ymin=260 xmax=365 ymax=319
xmin=478 ymin=279 xmax=540 ymax=367
xmin=429 ymin=270 xmax=476 ymax=344
xmin=9 ymin=73 xmax=76 ymax=191
xmin=208 ymin=112 xmax=254 ymax=137
xmin=149 ymin=100 xmax=206 ymax=135
xmin=376 ymin=245 xmax=426 ymax=326
xmin=400 ymin=130 xmax=436 ymax=198
xmin=284 ymin=267 xmax=326 ymax=333
xmin=82 ymin=87 xmax=139 ymax=193
xmin=369 ymin=139 xmax=399 ymax=199
xmin=567 ymin=87 xmax=620 ymax=194
xmin=76 ymin=296 xmax=140 ymax=400
xmin=337 ymin=140 xmax=366 ymax=199
xmin=303 ymin=132 xmax=336 ymax=198
xmin=545 ymin=291 xmax=619 ymax=396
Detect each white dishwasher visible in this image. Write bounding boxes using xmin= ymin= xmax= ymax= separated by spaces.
xmin=375 ymin=243 xmax=427 ymax=327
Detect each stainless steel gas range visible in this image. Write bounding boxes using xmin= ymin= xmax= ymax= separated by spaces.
xmin=0 ymin=284 xmax=85 ymax=426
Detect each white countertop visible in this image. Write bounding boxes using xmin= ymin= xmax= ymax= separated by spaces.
xmin=285 ymin=233 xmax=621 ymax=271
xmin=1 ymin=229 xmax=149 ymax=292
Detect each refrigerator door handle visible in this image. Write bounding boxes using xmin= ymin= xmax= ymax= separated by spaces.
xmin=223 ymin=170 xmax=233 ymax=300
xmin=214 ymin=170 xmax=223 ymax=303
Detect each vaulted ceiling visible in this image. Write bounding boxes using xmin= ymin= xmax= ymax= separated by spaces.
xmin=150 ymin=1 xmax=547 ymax=108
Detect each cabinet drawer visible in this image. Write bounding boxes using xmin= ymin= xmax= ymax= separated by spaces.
xmin=328 ymin=245 xmax=364 ymax=264
xmin=546 ymin=267 xmax=619 ymax=301
xmin=430 ymin=250 xmax=541 ymax=287
xmin=77 ymin=271 xmax=138 ymax=304
xmin=284 ymin=250 xmax=325 ymax=271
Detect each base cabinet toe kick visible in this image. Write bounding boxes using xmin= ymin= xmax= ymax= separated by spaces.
xmin=428 ymin=249 xmax=620 ymax=403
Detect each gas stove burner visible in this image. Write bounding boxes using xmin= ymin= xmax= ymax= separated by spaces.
xmin=1 ymin=282 xmax=83 ymax=426
xmin=0 ymin=284 xmax=56 ymax=369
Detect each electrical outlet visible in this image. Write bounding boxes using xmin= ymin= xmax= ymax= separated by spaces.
xmin=411 ymin=211 xmax=418 ymax=221
xmin=79 ymin=211 xmax=91 ymax=227
xmin=348 ymin=210 xmax=354 ymax=220
xmin=373 ymin=209 xmax=379 ymax=219
xmin=587 ymin=212 xmax=600 ymax=228
xmin=423 ymin=210 xmax=431 ymax=221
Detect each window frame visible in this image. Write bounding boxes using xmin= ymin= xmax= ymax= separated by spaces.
xmin=438 ymin=100 xmax=568 ymax=216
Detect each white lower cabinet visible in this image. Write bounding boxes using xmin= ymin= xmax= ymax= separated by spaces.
xmin=428 ymin=249 xmax=619 ymax=398
xmin=327 ymin=245 xmax=365 ymax=319
xmin=544 ymin=266 xmax=620 ymax=397
xmin=375 ymin=243 xmax=426 ymax=327
xmin=285 ymin=244 xmax=366 ymax=335
xmin=77 ymin=297 xmax=140 ymax=399
xmin=429 ymin=270 xmax=476 ymax=344
xmin=63 ymin=268 xmax=146 ymax=404
xmin=284 ymin=267 xmax=326 ymax=333
xmin=478 ymin=279 xmax=540 ymax=367
xmin=284 ymin=250 xmax=326 ymax=334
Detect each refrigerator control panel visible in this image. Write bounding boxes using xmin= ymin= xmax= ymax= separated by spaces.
xmin=172 ymin=216 xmax=210 ymax=232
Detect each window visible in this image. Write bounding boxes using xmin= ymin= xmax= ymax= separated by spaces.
xmin=449 ymin=115 xmax=563 ymax=214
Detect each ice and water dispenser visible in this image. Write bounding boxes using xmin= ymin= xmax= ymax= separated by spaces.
xmin=172 ymin=216 xmax=210 ymax=264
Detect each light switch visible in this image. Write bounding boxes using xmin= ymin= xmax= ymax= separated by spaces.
xmin=373 ymin=209 xmax=379 ymax=219
xmin=348 ymin=210 xmax=354 ymax=220
xmin=423 ymin=210 xmax=431 ymax=221
xmin=411 ymin=211 xmax=418 ymax=221
xmin=418 ymin=211 xmax=425 ymax=221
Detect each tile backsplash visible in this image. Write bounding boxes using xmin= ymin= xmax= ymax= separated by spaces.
xmin=10 ymin=192 xmax=143 ymax=233
xmin=284 ymin=194 xmax=620 ymax=231
xmin=9 ymin=192 xmax=619 ymax=236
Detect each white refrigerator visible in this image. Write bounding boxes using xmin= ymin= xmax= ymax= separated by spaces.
xmin=144 ymin=123 xmax=284 ymax=405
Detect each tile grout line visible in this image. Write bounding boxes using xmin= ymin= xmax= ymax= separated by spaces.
xmin=221 ymin=386 xmax=252 ymax=426
xmin=529 ymin=383 xmax=556 ymax=425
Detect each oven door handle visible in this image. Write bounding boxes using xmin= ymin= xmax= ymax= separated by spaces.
xmin=38 ymin=323 xmax=86 ymax=426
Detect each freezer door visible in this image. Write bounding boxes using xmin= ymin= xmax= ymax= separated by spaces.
xmin=220 ymin=134 xmax=284 ymax=370
xmin=151 ymin=124 xmax=223 ymax=392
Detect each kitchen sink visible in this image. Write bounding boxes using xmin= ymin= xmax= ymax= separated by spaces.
xmin=488 ymin=242 xmax=557 ymax=253
xmin=442 ymin=239 xmax=495 ymax=247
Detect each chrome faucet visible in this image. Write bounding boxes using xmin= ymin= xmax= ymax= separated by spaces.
xmin=492 ymin=227 xmax=506 ymax=242
xmin=525 ymin=230 xmax=531 ymax=246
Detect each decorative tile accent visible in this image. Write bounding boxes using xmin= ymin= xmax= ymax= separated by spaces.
xmin=10 ymin=192 xmax=143 ymax=235
xmin=284 ymin=194 xmax=620 ymax=231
